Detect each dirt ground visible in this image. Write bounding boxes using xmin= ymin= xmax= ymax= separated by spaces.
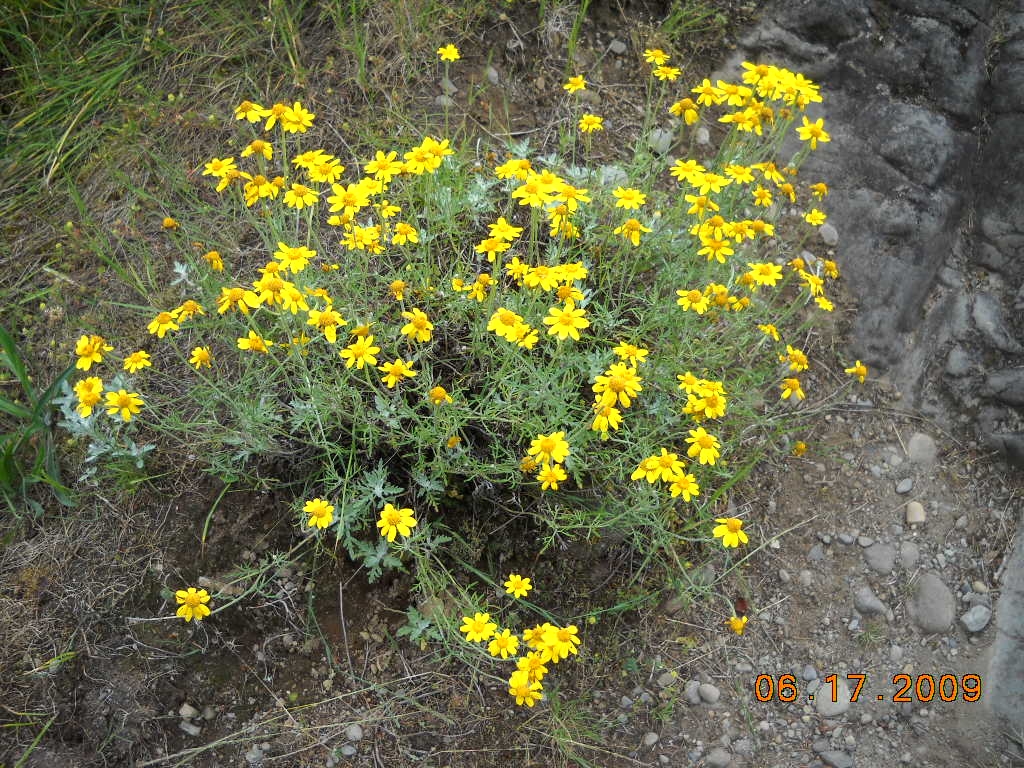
xmin=2 ymin=1 xmax=1021 ymax=766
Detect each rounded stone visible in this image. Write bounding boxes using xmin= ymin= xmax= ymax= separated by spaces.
xmin=698 ymin=683 xmax=721 ymax=704
xmin=345 ymin=723 xmax=364 ymax=742
xmin=706 ymin=746 xmax=732 ymax=767
xmin=642 ymin=732 xmax=660 ymax=747
xmin=960 ymin=605 xmax=992 ymax=633
xmin=819 ymin=222 xmax=839 ymax=246
xmin=910 ymin=572 xmax=956 ymax=633
xmin=864 ymin=543 xmax=897 ymax=574
xmin=815 ymin=677 xmax=852 ymax=717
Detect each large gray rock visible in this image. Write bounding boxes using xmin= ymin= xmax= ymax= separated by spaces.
xmin=990 ymin=514 xmax=1024 ymax=729
xmin=986 ymin=369 xmax=1024 ymax=407
xmin=910 ymin=572 xmax=956 ymax=633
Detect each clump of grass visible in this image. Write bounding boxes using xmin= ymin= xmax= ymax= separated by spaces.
xmin=55 ymin=48 xmax=865 ymax=709
xmin=0 ymin=324 xmax=75 ymax=516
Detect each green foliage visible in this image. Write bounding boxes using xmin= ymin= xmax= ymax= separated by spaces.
xmin=0 ymin=325 xmax=75 ymax=516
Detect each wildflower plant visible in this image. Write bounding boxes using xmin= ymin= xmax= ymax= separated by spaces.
xmin=60 ymin=60 xmax=858 ymax=704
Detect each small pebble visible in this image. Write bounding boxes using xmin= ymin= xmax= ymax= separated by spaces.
xmin=706 ymin=746 xmax=732 ymax=768
xmin=340 ymin=744 xmax=357 ymax=757
xmin=657 ymin=671 xmax=676 ymax=689
xmin=345 ymin=723 xmax=364 ymax=742
xmin=643 ymin=732 xmax=660 ymax=748
xmin=179 ymin=720 xmax=202 ymax=737
xmin=857 ymin=535 xmax=874 ymax=547
xmin=838 ymin=533 xmax=855 ymax=545
xmin=896 ymin=478 xmax=914 ymax=494
xmin=609 ymin=38 xmax=627 ymax=54
xmin=179 ymin=703 xmax=200 ymax=720
xmin=905 ymin=501 xmax=926 ymax=524
xmin=801 ymin=664 xmax=818 ymax=681
xmin=960 ymin=605 xmax=992 ymax=633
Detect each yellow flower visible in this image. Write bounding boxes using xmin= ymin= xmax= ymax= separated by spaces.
xmin=494 ymin=157 xmax=532 ymax=180
xmin=392 ymin=222 xmax=419 ymax=245
xmin=746 ymin=262 xmax=783 ymax=287
xmin=758 ymin=323 xmax=780 ymax=341
xmin=612 ymin=342 xmax=648 ymax=367
xmin=643 ymin=48 xmax=670 ymax=65
xmin=578 ymin=114 xmax=604 ymax=133
xmin=280 ymin=101 xmax=315 ymax=133
xmin=283 ymin=183 xmax=319 ymax=209
xmin=653 ymin=65 xmax=681 ymax=81
xmin=782 ymin=345 xmax=809 ymax=372
xmin=613 ymin=218 xmax=652 ymax=246
xmin=400 ymin=308 xmax=434 ymax=343
xmin=364 ymin=150 xmax=403 ymax=182
xmin=668 ymin=472 xmax=700 ymax=502
xmin=340 ymin=335 xmax=380 ymax=369
xmin=175 ymin=587 xmax=212 ymax=622
xmin=304 ymin=498 xmax=335 ymax=529
xmin=780 ymin=377 xmax=805 ymax=400
xmin=203 ymin=250 xmax=224 ymax=271
xmin=685 ymin=427 xmax=721 ymax=466
xmin=147 ymin=312 xmax=179 ymax=339
xmin=543 ymin=300 xmax=589 ymax=340
xmin=844 ymin=360 xmax=868 ymax=384
xmin=712 ymin=517 xmax=749 ymax=548
xmin=446 ymin=435 xmax=462 ymax=449
xmin=563 ymin=75 xmax=586 ymax=93
xmin=517 ymin=652 xmax=548 ymax=683
xmin=234 ymin=99 xmax=269 ymax=122
xmin=162 ymin=217 xmax=179 ymax=230
xmin=376 ymin=502 xmax=417 ymax=542
xmin=796 ymin=116 xmax=830 ymax=149
xmin=528 ymin=431 xmax=571 ymax=465
xmin=189 ymin=346 xmax=212 ymax=369
xmin=792 ymin=441 xmax=808 ymax=457
xmin=241 ymin=139 xmax=273 ymax=160
xmin=75 ymin=334 xmax=113 ymax=371
xmin=123 ymin=350 xmax=151 ymax=373
xmin=428 ymin=385 xmax=453 ymax=406
xmin=460 ymin=612 xmax=496 ymax=643
xmin=676 ymin=289 xmax=709 ymax=314
xmin=73 ymin=376 xmax=104 ymax=417
xmin=508 ymin=670 xmax=544 ymax=707
xmin=536 ymin=463 xmax=567 ymax=491
xmin=488 ymin=629 xmax=520 ymax=659
xmin=612 ymin=186 xmax=646 ymax=209
xmin=202 ymin=157 xmax=236 ymax=178
xmin=504 ymin=573 xmax=533 ymax=599
xmin=437 ymin=43 xmax=461 ymax=62
xmin=727 ymin=615 xmax=748 ymax=635
xmin=378 ymin=358 xmax=417 ymax=388
xmin=541 ymin=623 xmax=580 ymax=662
xmin=389 ymin=279 xmax=407 ymax=301
xmin=593 ymin=363 xmax=643 ymax=408
xmin=173 ymin=299 xmax=204 ymax=321
xmin=804 ymin=208 xmax=827 ymax=226
xmin=237 ymin=330 xmax=273 ymax=354
xmin=274 ymin=242 xmax=316 ymax=273
xmin=307 ymin=307 xmax=347 ymax=344
xmin=104 ymin=389 xmax=143 ymax=421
